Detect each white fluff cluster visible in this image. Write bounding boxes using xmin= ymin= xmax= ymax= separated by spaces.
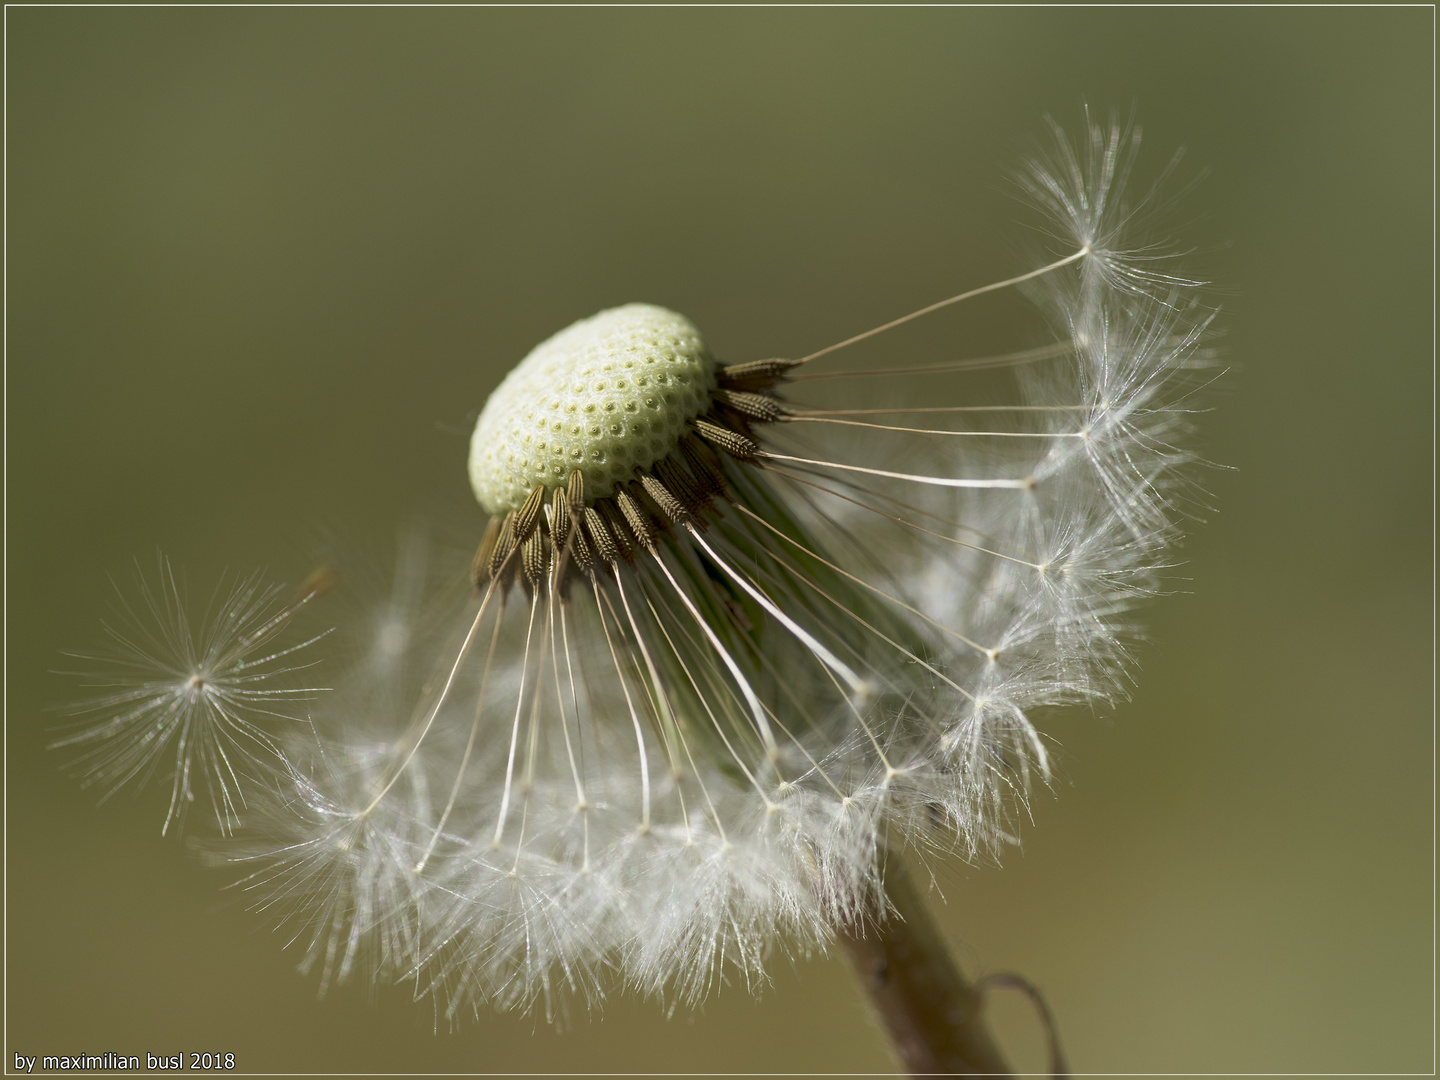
xmin=60 ymin=116 xmax=1214 ymax=1020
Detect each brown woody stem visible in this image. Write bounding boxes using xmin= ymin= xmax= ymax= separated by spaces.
xmin=836 ymin=862 xmax=1014 ymax=1076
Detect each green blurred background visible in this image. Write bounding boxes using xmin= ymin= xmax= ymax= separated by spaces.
xmin=7 ymin=7 xmax=1431 ymax=1075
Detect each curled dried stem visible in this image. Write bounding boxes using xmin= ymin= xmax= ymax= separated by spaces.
xmin=837 ymin=861 xmax=1066 ymax=1077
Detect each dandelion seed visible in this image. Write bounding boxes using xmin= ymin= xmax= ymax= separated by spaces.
xmin=55 ymin=559 xmax=333 ymax=835
xmin=60 ymin=113 xmax=1216 ymax=1048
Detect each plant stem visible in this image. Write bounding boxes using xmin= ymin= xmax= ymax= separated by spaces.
xmin=835 ymin=861 xmax=1013 ymax=1076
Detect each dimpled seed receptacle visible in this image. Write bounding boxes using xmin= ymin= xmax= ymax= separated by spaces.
xmin=469 ymin=304 xmax=718 ymax=515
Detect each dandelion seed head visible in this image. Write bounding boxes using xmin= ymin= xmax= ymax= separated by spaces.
xmin=469 ymin=304 xmax=717 ymax=514
xmin=61 ymin=114 xmax=1219 ymax=1022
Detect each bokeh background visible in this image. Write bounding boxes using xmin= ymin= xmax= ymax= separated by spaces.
xmin=7 ymin=7 xmax=1431 ymax=1075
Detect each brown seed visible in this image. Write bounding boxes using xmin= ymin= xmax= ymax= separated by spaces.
xmin=512 ymin=484 xmax=547 ymax=546
xmin=694 ymin=418 xmax=760 ymax=460
xmin=615 ymin=488 xmax=656 ymax=551
xmin=584 ymin=505 xmax=621 ymax=565
xmin=550 ymin=485 xmax=571 ymax=555
xmin=472 ymin=517 xmax=503 ymax=588
xmin=655 ymin=455 xmax=708 ymax=515
xmin=716 ymin=357 xmax=802 ymax=393
xmin=521 ymin=529 xmax=547 ymax=590
xmin=716 ymin=388 xmax=787 ymax=423
xmin=638 ymin=471 xmax=689 ymax=526
xmin=566 ymin=469 xmax=586 ymax=509
xmin=597 ymin=499 xmax=639 ymax=561
xmin=487 ymin=512 xmax=517 ymax=582
xmin=680 ymin=434 xmax=730 ymax=498
xmin=569 ymin=514 xmax=596 ymax=574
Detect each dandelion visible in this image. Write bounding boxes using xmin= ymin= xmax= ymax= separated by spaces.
xmin=60 ymin=114 xmax=1214 ymax=1071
